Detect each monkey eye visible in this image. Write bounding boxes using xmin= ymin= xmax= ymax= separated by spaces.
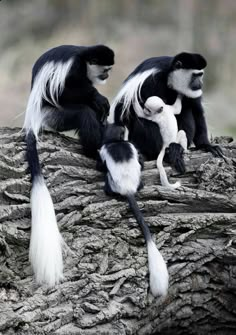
xmin=175 ymin=61 xmax=182 ymax=69
xmin=157 ymin=106 xmax=163 ymax=113
xmin=89 ymin=58 xmax=98 ymax=65
xmin=193 ymin=71 xmax=204 ymax=77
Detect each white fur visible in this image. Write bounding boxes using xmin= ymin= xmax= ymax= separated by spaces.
xmin=124 ymin=126 xmax=129 ymax=141
xmin=99 ymin=143 xmax=141 ymax=195
xmin=23 ymin=59 xmax=73 ymax=138
xmin=143 ymin=95 xmax=185 ymax=189
xmin=168 ymin=69 xmax=204 ymax=98
xmin=177 ymin=130 xmax=188 ymax=151
xmin=147 ymin=240 xmax=169 ymax=296
xmin=145 ymin=96 xmax=180 ymax=145
xmin=29 ymin=176 xmax=63 ymax=286
xmin=87 ymin=64 xmax=112 ymax=85
xmin=157 ymin=148 xmax=181 ymax=189
xmin=108 ymin=68 xmax=159 ymax=123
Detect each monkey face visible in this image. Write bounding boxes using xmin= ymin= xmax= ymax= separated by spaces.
xmin=144 ymin=96 xmax=165 ymax=116
xmin=190 ymin=71 xmax=204 ymax=91
xmin=168 ymin=68 xmax=204 ymax=98
xmin=168 ymin=52 xmax=207 ymax=99
xmin=87 ymin=63 xmax=112 ymax=85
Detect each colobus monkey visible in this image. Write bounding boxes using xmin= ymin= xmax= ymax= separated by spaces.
xmin=99 ymin=124 xmax=169 ymax=297
xmin=143 ymin=95 xmax=187 ymax=189
xmin=108 ymin=52 xmax=223 ymax=173
xmin=24 ymin=44 xmax=114 ymax=286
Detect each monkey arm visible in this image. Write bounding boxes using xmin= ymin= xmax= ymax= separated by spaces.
xmin=192 ymin=98 xmax=223 ymax=157
xmin=138 ymin=152 xmax=144 ymax=170
xmin=96 ymin=155 xmax=107 ymax=172
xmin=90 ymin=91 xmax=110 ymax=122
xmin=172 ymin=94 xmax=183 ymax=115
xmin=59 ymin=83 xmax=109 ymax=121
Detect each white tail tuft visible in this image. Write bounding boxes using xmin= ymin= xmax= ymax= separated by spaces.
xmin=147 ymin=240 xmax=169 ymax=297
xmin=29 ymin=177 xmax=63 ymax=286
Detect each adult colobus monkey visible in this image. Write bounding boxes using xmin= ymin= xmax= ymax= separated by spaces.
xmin=143 ymin=95 xmax=187 ymax=189
xmin=98 ymin=124 xmax=169 ymax=297
xmin=24 ymin=44 xmax=114 ymax=286
xmin=108 ymin=52 xmax=223 ymax=173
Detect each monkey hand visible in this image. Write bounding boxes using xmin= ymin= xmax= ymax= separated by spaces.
xmin=165 ymin=143 xmax=186 ymax=174
xmin=198 ymin=143 xmax=224 ymax=159
xmin=91 ymin=93 xmax=110 ymax=122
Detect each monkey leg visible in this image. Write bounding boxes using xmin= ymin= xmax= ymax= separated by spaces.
xmin=137 ymin=180 xmax=144 ymax=191
xmin=177 ymin=130 xmax=188 ymax=152
xmin=45 ymin=105 xmax=103 ymax=158
xmin=104 ymin=175 xmax=116 ymax=196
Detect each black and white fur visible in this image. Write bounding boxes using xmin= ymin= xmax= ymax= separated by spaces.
xmin=24 ymin=44 xmax=114 ymax=286
xmin=143 ymin=95 xmax=187 ymax=189
xmin=99 ymin=124 xmax=169 ymax=297
xmin=108 ymin=52 xmax=223 ymax=173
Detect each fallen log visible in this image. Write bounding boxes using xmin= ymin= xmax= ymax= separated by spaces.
xmin=0 ymin=128 xmax=235 ymax=335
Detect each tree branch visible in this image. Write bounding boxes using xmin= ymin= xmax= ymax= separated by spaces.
xmin=0 ymin=128 xmax=235 ymax=335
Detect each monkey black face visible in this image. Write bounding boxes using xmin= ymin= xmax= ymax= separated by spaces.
xmin=84 ymin=45 xmax=114 ymax=85
xmin=103 ymin=124 xmax=126 ymax=143
xmin=189 ymin=70 xmax=204 ymax=91
xmin=87 ymin=63 xmax=113 ymax=84
xmin=168 ymin=52 xmax=207 ymax=98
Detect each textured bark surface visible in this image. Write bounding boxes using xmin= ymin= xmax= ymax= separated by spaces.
xmin=0 ymin=127 xmax=236 ymax=335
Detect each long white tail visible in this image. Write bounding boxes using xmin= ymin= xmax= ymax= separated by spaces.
xmin=157 ymin=147 xmax=181 ymax=189
xmin=24 ymin=58 xmax=73 ymax=285
xmin=147 ymin=240 xmax=169 ymax=297
xmin=127 ymin=195 xmax=169 ymax=296
xmin=29 ymin=176 xmax=63 ymax=286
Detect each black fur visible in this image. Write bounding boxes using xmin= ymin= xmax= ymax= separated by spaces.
xmin=105 ymin=142 xmax=133 ymax=163
xmin=31 ymin=44 xmax=114 ymax=157
xmin=32 ymin=45 xmax=114 ymax=81
xmin=100 ymin=124 xmax=151 ymax=244
xmin=170 ymin=52 xmax=207 ymax=70
xmin=26 ymin=130 xmax=41 ymax=181
xmin=113 ymin=52 xmax=222 ymax=172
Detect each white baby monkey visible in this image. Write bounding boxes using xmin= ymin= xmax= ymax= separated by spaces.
xmin=143 ymin=95 xmax=187 ymax=189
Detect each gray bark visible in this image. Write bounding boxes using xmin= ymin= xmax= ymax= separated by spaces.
xmin=0 ymin=127 xmax=236 ymax=335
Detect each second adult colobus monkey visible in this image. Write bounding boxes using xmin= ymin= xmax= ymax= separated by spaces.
xmin=99 ymin=124 xmax=169 ymax=297
xmin=24 ymin=44 xmax=114 ymax=286
xmin=108 ymin=52 xmax=223 ymax=173
xmin=142 ymin=95 xmax=187 ymax=189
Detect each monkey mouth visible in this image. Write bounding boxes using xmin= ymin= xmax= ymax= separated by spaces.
xmin=191 ymin=76 xmax=203 ymax=91
xmin=99 ymin=73 xmax=109 ymax=80
xmin=143 ymin=107 xmax=152 ymax=116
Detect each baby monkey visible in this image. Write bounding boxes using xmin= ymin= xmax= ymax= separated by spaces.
xmin=143 ymin=95 xmax=187 ymax=189
xmin=98 ymin=124 xmax=169 ymax=297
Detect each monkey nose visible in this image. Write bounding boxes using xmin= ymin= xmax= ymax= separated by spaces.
xmin=99 ymin=73 xmax=109 ymax=80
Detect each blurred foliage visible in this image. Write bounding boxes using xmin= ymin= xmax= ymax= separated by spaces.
xmin=0 ymin=0 xmax=236 ymax=136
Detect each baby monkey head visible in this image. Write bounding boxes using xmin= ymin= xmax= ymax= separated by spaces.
xmin=144 ymin=96 xmax=165 ymax=117
xmin=103 ymin=124 xmax=126 ymax=144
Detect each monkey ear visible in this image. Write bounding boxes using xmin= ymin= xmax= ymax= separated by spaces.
xmin=174 ymin=60 xmax=183 ymax=69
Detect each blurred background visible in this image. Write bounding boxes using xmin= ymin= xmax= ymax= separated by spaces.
xmin=0 ymin=0 xmax=236 ymax=136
